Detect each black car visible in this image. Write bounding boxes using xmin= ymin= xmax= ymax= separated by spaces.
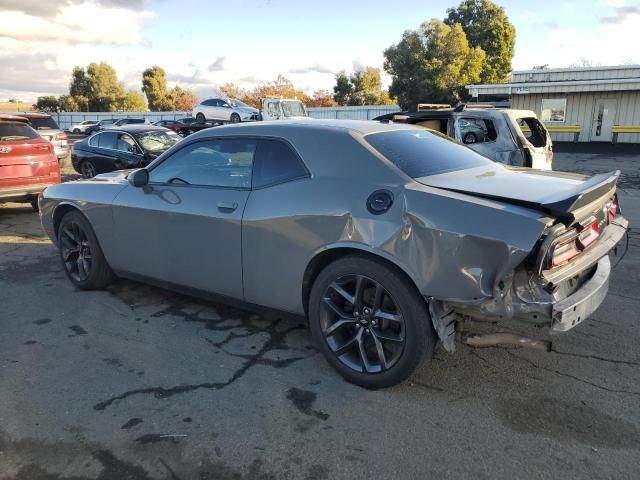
xmin=113 ymin=118 xmax=146 ymax=126
xmin=85 ymin=119 xmax=116 ymax=135
xmin=71 ymin=125 xmax=181 ymax=178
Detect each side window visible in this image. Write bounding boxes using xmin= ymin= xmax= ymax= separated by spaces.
xmin=459 ymin=117 xmax=497 ymax=144
xmin=267 ymin=102 xmax=279 ymax=117
xmin=252 ymin=140 xmax=308 ymax=188
xmin=116 ymin=133 xmax=138 ymax=153
xmin=516 ymin=118 xmax=547 ymax=148
xmin=149 ymin=139 xmax=256 ymax=188
xmin=97 ymin=132 xmax=117 ymax=149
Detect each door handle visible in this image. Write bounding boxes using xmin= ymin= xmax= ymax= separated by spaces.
xmin=217 ymin=201 xmax=238 ymax=213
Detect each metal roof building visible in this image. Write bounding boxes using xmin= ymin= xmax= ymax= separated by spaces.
xmin=467 ymin=65 xmax=640 ymax=143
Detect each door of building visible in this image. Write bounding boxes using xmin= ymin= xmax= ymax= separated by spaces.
xmin=590 ymin=99 xmax=617 ymax=142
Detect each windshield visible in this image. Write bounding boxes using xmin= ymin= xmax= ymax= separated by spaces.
xmin=282 ymin=101 xmax=307 ymax=117
xmin=230 ymin=99 xmax=251 ymax=108
xmin=365 ymin=128 xmax=491 ymax=178
xmin=28 ymin=116 xmax=59 ymax=130
xmin=0 ymin=122 xmax=39 ymax=141
xmin=136 ymin=130 xmax=180 ymax=153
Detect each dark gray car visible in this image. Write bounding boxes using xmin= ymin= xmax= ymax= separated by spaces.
xmin=39 ymin=120 xmax=627 ymax=388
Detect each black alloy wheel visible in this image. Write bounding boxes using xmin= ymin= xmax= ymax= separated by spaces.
xmin=80 ymin=161 xmax=96 ymax=178
xmin=60 ymin=220 xmax=93 ymax=283
xmin=309 ymin=255 xmax=436 ymax=389
xmin=320 ymin=275 xmax=405 ymax=373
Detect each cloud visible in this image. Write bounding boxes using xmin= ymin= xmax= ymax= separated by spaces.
xmin=208 ymin=56 xmax=226 ymax=72
xmin=288 ymin=63 xmax=335 ymax=75
xmin=0 ymin=52 xmax=68 ymax=99
xmin=0 ymin=0 xmax=146 ymax=18
xmin=601 ymin=5 xmax=640 ymax=23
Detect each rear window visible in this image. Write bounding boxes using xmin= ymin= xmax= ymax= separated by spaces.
xmin=516 ymin=118 xmax=548 ymax=148
xmin=365 ymin=129 xmax=491 ymax=178
xmin=0 ymin=122 xmax=39 ymax=141
xmin=28 ymin=116 xmax=60 ymax=130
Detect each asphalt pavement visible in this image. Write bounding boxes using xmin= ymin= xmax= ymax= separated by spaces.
xmin=0 ymin=150 xmax=638 ymax=479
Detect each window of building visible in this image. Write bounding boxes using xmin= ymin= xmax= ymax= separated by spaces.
xmin=541 ymin=98 xmax=567 ymax=123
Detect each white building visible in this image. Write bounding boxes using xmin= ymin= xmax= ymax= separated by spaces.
xmin=467 ymin=65 xmax=640 ymax=143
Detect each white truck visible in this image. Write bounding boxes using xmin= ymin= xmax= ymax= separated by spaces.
xmin=260 ymin=97 xmax=309 ymax=121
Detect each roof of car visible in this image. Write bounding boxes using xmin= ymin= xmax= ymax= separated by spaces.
xmin=15 ymin=112 xmax=51 ymax=119
xmin=101 ymin=125 xmax=169 ymax=134
xmin=189 ymin=119 xmax=415 ymax=139
xmin=0 ymin=114 xmax=29 ymax=122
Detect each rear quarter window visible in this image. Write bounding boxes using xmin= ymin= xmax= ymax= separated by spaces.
xmin=0 ymin=122 xmax=39 ymax=140
xmin=365 ymin=129 xmax=492 ymax=178
xmin=28 ymin=117 xmax=60 ymax=130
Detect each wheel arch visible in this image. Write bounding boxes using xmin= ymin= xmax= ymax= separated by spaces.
xmin=301 ymin=243 xmax=423 ymax=317
xmin=52 ymin=202 xmax=86 ymax=239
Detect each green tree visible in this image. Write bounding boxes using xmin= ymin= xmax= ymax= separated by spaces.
xmin=86 ymin=62 xmax=125 ymax=112
xmin=445 ymin=0 xmax=515 ymax=83
xmin=35 ymin=96 xmax=59 ymax=112
xmin=57 ymin=95 xmax=79 ymax=112
xmin=142 ymin=66 xmax=174 ymax=111
xmin=332 ymin=70 xmax=353 ymax=106
xmin=332 ymin=68 xmax=393 ymax=106
xmin=122 ymin=90 xmax=147 ymax=111
xmin=384 ymin=19 xmax=485 ymax=109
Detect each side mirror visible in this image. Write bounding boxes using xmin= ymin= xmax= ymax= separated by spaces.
xmin=223 ymin=103 xmax=231 ymax=108
xmin=128 ymin=168 xmax=149 ymax=187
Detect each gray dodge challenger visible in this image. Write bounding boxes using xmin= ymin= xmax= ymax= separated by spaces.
xmin=39 ymin=120 xmax=628 ymax=388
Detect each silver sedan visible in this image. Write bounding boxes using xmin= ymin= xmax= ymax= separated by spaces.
xmin=39 ymin=120 xmax=628 ymax=388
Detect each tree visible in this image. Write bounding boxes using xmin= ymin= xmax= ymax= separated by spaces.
xmin=174 ymin=88 xmax=198 ymax=111
xmin=384 ymin=19 xmax=485 ymax=109
xmin=142 ymin=66 xmax=174 ymax=111
xmin=445 ymin=0 xmax=515 ymax=83
xmin=35 ymin=96 xmax=59 ymax=112
xmin=122 ymin=91 xmax=147 ymax=111
xmin=85 ymin=62 xmax=125 ymax=112
xmin=57 ymin=95 xmax=80 ymax=112
xmin=307 ymin=90 xmax=337 ymax=107
xmin=332 ymin=68 xmax=393 ymax=106
xmin=333 ymin=71 xmax=353 ymax=106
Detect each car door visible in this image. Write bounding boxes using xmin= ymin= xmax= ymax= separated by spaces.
xmin=110 ymin=137 xmax=256 ymax=299
xmin=114 ymin=132 xmax=145 ymax=169
xmin=88 ymin=132 xmax=118 ymax=172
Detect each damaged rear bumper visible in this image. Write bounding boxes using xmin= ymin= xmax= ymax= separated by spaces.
xmin=550 ymin=255 xmax=610 ymax=332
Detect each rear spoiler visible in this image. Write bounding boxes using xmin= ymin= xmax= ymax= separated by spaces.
xmin=540 ymin=170 xmax=619 ymax=222
xmin=438 ymin=170 xmax=620 ymax=224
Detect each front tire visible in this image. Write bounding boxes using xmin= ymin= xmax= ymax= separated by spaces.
xmin=57 ymin=210 xmax=115 ymax=290
xmin=230 ymin=113 xmax=241 ymax=123
xmin=73 ymin=128 xmax=80 ymax=134
xmin=309 ymin=255 xmax=436 ymax=389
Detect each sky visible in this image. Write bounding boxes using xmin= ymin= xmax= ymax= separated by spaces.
xmin=0 ymin=0 xmax=639 ymax=102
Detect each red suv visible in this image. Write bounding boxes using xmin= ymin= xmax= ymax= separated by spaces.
xmin=0 ymin=114 xmax=61 ymax=211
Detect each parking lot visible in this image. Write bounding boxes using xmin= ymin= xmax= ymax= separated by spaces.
xmin=0 ymin=150 xmax=639 ymax=479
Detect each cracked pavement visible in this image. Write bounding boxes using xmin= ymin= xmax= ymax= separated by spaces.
xmin=0 ymin=152 xmax=639 ymax=479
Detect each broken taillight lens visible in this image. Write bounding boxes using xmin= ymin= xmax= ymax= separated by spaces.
xmin=551 ymin=237 xmax=580 ymax=267
xmin=607 ymin=198 xmax=619 ymax=224
xmin=577 ymin=220 xmax=600 ymax=249
xmin=55 ymin=132 xmax=67 ymax=141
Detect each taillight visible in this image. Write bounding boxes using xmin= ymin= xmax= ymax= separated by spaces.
xmin=55 ymin=132 xmax=67 ymax=140
xmin=550 ymin=236 xmax=580 ymax=267
xmin=606 ymin=198 xmax=619 ymax=224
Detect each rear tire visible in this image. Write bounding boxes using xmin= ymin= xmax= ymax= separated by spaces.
xmin=463 ymin=132 xmax=477 ymax=144
xmin=196 ymin=113 xmax=206 ymax=123
xmin=80 ymin=160 xmax=96 ymax=178
xmin=73 ymin=128 xmax=80 ymax=134
xmin=230 ymin=113 xmax=241 ymax=123
xmin=57 ymin=210 xmax=115 ymax=290
xmin=309 ymin=255 xmax=436 ymax=389
xmin=30 ymin=197 xmax=39 ymax=212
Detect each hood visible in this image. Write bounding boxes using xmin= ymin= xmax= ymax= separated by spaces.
xmin=238 ymin=106 xmax=259 ymax=113
xmin=417 ymin=163 xmax=619 ymax=222
xmin=89 ymin=170 xmax=133 ymax=183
